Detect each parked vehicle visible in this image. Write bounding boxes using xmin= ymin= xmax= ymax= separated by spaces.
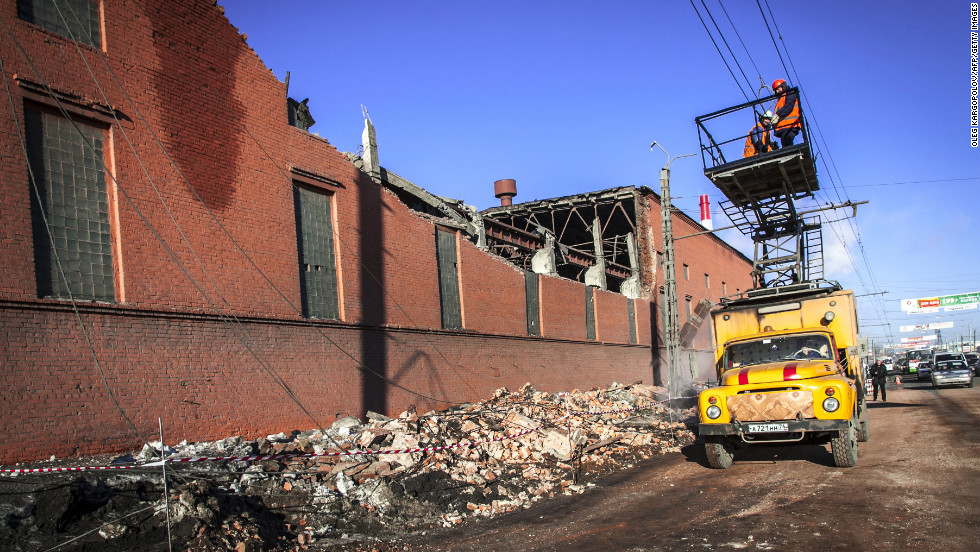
xmin=931 ymin=360 xmax=974 ymax=388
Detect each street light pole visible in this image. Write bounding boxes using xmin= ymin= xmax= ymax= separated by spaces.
xmin=651 ymin=141 xmax=694 ymax=403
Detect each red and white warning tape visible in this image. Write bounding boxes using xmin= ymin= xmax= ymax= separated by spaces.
xmin=0 ymin=464 xmax=141 ymax=475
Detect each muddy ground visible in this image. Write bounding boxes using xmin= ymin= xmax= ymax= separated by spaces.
xmin=392 ymin=379 xmax=980 ymax=552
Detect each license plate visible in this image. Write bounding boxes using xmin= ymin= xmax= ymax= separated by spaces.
xmin=748 ymin=423 xmax=789 ymax=433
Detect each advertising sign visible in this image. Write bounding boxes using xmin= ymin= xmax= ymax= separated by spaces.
xmin=900 ymin=341 xmax=930 ymax=349
xmin=899 ymin=322 xmax=954 ymax=332
xmin=901 ymin=335 xmax=937 ymax=343
xmin=901 ymin=292 xmax=980 ymax=311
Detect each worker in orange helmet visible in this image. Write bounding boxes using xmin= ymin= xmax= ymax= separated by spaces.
xmin=743 ymin=110 xmax=774 ymax=158
xmin=770 ymin=79 xmax=802 ymax=148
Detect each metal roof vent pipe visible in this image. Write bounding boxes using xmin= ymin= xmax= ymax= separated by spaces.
xmin=494 ymin=179 xmax=517 ymax=206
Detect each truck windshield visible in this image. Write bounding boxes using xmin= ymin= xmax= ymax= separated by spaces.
xmin=726 ymin=334 xmax=834 ymax=368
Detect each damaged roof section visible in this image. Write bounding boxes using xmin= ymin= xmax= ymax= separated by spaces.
xmin=343 ymin=112 xmax=668 ymax=298
xmin=480 ymin=186 xmax=646 ymax=296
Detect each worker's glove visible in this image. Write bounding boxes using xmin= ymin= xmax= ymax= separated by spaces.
xmin=770 ymin=114 xmax=779 ymax=125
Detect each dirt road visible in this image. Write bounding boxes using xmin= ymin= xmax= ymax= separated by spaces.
xmin=392 ymin=380 xmax=979 ymax=552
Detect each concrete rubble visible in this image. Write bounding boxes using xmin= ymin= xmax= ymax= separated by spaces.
xmin=0 ymin=382 xmax=697 ymax=551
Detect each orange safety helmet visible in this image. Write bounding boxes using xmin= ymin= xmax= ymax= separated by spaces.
xmin=771 ymin=79 xmax=787 ymax=91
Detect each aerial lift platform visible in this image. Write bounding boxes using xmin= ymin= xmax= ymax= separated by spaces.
xmin=694 ymin=88 xmax=823 ymax=289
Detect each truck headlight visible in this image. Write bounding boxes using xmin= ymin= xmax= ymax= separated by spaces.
xmin=823 ymin=397 xmax=840 ymax=412
xmin=706 ymin=405 xmax=722 ymax=419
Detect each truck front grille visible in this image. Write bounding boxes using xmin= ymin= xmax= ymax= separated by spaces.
xmin=727 ymin=390 xmax=814 ymax=422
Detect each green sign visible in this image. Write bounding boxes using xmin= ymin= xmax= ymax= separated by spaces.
xmin=940 ymin=292 xmax=980 ymax=307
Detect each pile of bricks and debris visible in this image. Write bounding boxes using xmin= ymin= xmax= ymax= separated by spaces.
xmin=0 ymin=382 xmax=697 ymax=551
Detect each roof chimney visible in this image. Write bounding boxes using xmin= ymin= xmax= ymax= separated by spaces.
xmin=494 ymin=179 xmax=517 ymax=206
xmin=699 ymin=194 xmax=713 ymax=230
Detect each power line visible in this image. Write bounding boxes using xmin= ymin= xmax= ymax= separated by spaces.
xmin=699 ymin=0 xmax=755 ymax=97
xmin=716 ymin=0 xmax=763 ymax=87
xmin=846 ymin=177 xmax=980 ymax=188
xmin=689 ymin=0 xmax=751 ymax=102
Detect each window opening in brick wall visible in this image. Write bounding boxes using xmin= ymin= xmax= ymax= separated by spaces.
xmin=628 ymin=298 xmax=637 ymax=344
xmin=683 ymin=264 xmax=689 ymax=280
xmin=685 ymin=295 xmax=693 ymax=317
xmin=524 ymin=271 xmax=540 ymax=336
xmin=586 ymin=286 xmax=596 ymax=340
xmin=294 ymin=184 xmax=339 ymax=320
xmin=18 ymin=0 xmax=101 ymax=48
xmin=436 ymin=229 xmax=462 ymax=329
xmin=26 ymin=108 xmax=114 ymax=301
xmin=723 ymin=281 xmax=727 ymax=295
xmin=704 ymin=273 xmax=709 ymax=288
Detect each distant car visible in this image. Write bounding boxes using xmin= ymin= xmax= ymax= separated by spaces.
xmin=931 ymin=360 xmax=974 ymax=388
xmin=917 ymin=362 xmax=933 ymax=381
xmin=965 ymin=353 xmax=979 ymax=376
xmin=883 ymin=360 xmax=897 ymax=375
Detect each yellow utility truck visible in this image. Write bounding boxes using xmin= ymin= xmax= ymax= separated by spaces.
xmin=698 ymin=282 xmax=868 ymax=468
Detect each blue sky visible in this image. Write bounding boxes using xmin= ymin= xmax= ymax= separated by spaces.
xmin=220 ymin=1 xmax=979 ymax=350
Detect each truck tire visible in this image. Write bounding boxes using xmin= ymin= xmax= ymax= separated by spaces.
xmin=831 ymin=423 xmax=858 ymax=468
xmin=856 ymin=399 xmax=870 ymax=443
xmin=704 ymin=437 xmax=734 ymax=469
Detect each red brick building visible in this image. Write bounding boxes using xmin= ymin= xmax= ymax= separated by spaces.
xmin=0 ymin=0 xmax=752 ymax=464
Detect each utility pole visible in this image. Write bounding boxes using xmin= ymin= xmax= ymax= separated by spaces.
xmin=651 ymin=142 xmax=694 ymax=403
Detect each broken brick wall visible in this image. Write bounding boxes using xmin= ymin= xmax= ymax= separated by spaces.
xmin=0 ymin=1 xmax=657 ymax=464
xmin=638 ymin=190 xmax=755 ymax=382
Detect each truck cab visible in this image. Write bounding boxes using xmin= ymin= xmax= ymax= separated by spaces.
xmin=698 ymin=283 xmax=868 ymax=468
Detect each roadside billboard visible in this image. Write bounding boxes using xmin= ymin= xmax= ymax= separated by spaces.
xmin=899 ymin=322 xmax=954 ymax=332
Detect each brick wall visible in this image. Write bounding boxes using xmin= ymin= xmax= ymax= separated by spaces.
xmin=0 ymin=302 xmax=654 ymax=464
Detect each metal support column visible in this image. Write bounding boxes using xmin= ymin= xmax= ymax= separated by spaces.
xmin=652 ymin=142 xmax=694 ymax=402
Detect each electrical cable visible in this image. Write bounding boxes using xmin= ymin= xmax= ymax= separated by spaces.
xmin=689 ymin=0 xmax=751 ymax=102
xmin=699 ymin=0 xmax=756 ymax=97
xmin=716 ymin=0 xmax=763 ymax=86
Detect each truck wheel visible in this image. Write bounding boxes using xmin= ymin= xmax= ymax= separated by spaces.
xmin=856 ymin=399 xmax=870 ymax=443
xmin=831 ymin=424 xmax=858 ymax=468
xmin=704 ymin=437 xmax=734 ymax=469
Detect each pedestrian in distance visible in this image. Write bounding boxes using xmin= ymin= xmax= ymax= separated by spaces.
xmin=743 ymin=110 xmax=775 ymax=158
xmin=770 ymin=79 xmax=802 ymax=148
xmin=870 ymin=360 xmax=888 ymax=402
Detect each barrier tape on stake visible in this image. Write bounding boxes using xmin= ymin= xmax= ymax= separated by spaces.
xmin=1 ymin=395 xmax=684 ymax=474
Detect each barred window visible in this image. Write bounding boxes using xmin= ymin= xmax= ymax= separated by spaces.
xmin=25 ymin=108 xmax=114 ymax=301
xmin=435 ymin=229 xmax=462 ymax=330
xmin=18 ymin=0 xmax=101 ymax=48
xmin=294 ymin=184 xmax=340 ymax=320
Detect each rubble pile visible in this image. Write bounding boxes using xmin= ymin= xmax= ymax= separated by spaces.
xmin=0 ymin=382 xmax=697 ymax=551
